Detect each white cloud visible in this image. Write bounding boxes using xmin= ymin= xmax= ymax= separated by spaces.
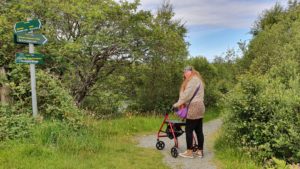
xmin=132 ymin=0 xmax=282 ymax=28
xmin=124 ymin=0 xmax=287 ymax=59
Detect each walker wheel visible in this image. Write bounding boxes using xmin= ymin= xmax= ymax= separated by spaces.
xmin=156 ymin=141 xmax=165 ymax=150
xmin=171 ymin=147 xmax=178 ymax=158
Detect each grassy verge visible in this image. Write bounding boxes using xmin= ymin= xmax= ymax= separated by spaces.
xmin=213 ymin=131 xmax=298 ymax=169
xmin=213 ymin=129 xmax=263 ymax=169
xmin=212 ymin=109 xmax=262 ymax=169
xmin=0 ymin=108 xmax=220 ymax=169
xmin=0 ymin=116 xmax=169 ymax=169
xmin=203 ymin=107 xmax=220 ymax=123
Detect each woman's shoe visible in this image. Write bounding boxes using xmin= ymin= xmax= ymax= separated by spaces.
xmin=195 ymin=150 xmax=204 ymax=158
xmin=179 ymin=150 xmax=194 ymax=158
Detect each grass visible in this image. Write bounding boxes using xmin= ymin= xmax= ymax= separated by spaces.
xmin=0 ymin=116 xmax=168 ymax=169
xmin=213 ymin=130 xmax=263 ymax=169
xmin=214 ymin=134 xmax=299 ymax=169
xmin=0 ymin=108 xmax=220 ymax=169
xmin=203 ymin=107 xmax=220 ymax=123
xmin=212 ymin=110 xmax=262 ymax=169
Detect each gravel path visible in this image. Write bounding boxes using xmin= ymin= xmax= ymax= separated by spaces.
xmin=137 ymin=119 xmax=222 ymax=169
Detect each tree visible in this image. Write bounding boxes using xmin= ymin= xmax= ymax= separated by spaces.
xmin=128 ymin=0 xmax=188 ymax=113
xmin=0 ymin=0 xmax=164 ymax=106
xmin=251 ymin=3 xmax=284 ymax=36
xmin=244 ymin=3 xmax=300 ymax=74
xmin=221 ymin=2 xmax=300 ymax=163
xmin=0 ymin=0 xmax=189 ymax=115
xmin=78 ymin=0 xmax=188 ymax=114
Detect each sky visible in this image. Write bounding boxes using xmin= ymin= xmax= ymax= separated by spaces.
xmin=128 ymin=0 xmax=287 ymax=61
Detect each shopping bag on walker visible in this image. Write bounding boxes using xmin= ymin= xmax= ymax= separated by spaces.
xmin=176 ymin=105 xmax=188 ymax=119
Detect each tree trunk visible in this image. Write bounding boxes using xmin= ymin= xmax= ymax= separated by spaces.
xmin=74 ymin=78 xmax=94 ymax=106
xmin=74 ymin=66 xmax=116 ymax=106
xmin=1 ymin=85 xmax=10 ymax=105
xmin=0 ymin=67 xmax=10 ymax=105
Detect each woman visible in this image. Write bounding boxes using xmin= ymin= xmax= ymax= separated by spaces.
xmin=173 ymin=66 xmax=205 ymax=158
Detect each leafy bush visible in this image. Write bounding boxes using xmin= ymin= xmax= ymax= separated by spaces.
xmin=0 ymin=106 xmax=35 ymax=141
xmin=81 ymin=90 xmax=127 ymax=118
xmin=266 ymin=157 xmax=297 ymax=169
xmin=222 ymin=60 xmax=300 ymax=163
xmin=0 ymin=65 xmax=84 ymax=141
xmin=7 ymin=64 xmax=82 ymax=122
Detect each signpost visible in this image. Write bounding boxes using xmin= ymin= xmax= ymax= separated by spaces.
xmin=16 ymin=53 xmax=44 ymax=64
xmin=14 ymin=19 xmax=41 ymax=34
xmin=14 ymin=18 xmax=47 ymax=118
xmin=14 ymin=33 xmax=48 ymax=45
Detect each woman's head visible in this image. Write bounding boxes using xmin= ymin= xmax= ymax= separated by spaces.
xmin=180 ymin=66 xmax=205 ymax=92
xmin=183 ymin=66 xmax=193 ymax=79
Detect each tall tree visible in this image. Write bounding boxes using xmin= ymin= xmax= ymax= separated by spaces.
xmin=0 ymin=0 xmax=158 ymax=105
xmin=0 ymin=0 xmax=189 ymax=114
xmin=134 ymin=1 xmax=188 ymax=112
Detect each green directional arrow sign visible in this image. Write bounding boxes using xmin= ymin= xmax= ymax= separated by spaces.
xmin=14 ymin=19 xmax=42 ymax=34
xmin=16 ymin=53 xmax=44 ymax=64
xmin=14 ymin=33 xmax=48 ymax=45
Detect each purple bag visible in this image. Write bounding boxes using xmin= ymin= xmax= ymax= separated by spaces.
xmin=176 ymin=106 xmax=188 ymax=118
xmin=175 ymin=84 xmax=201 ymax=119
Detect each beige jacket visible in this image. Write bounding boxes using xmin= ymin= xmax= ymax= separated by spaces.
xmin=174 ymin=76 xmax=204 ymax=107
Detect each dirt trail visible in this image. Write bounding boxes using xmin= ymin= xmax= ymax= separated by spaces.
xmin=137 ymin=118 xmax=222 ymax=169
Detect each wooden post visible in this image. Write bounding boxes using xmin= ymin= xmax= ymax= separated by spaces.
xmin=0 ymin=66 xmax=10 ymax=105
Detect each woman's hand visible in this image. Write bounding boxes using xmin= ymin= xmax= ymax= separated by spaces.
xmin=173 ymin=102 xmax=180 ymax=108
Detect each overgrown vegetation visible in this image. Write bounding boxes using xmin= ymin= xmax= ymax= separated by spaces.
xmin=0 ymin=116 xmax=169 ymax=169
xmin=216 ymin=1 xmax=300 ymax=167
xmin=1 ymin=0 xmax=229 ymax=118
xmin=1 ymin=0 xmax=299 ymax=168
xmin=0 ymin=0 xmax=227 ymax=168
xmin=0 ymin=109 xmax=35 ymax=141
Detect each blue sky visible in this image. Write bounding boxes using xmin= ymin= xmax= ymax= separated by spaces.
xmin=129 ymin=0 xmax=286 ymax=61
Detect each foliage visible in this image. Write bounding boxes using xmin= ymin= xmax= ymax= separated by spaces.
xmin=242 ymin=3 xmax=300 ymax=74
xmin=218 ymin=2 xmax=300 ymax=165
xmin=251 ymin=3 xmax=284 ymax=36
xmin=7 ymin=64 xmax=82 ymax=123
xmin=0 ymin=0 xmax=189 ymax=116
xmin=79 ymin=1 xmax=188 ymax=114
xmin=134 ymin=61 xmax=184 ymax=113
xmin=0 ymin=110 xmax=222 ymax=168
xmin=0 ymin=115 xmax=169 ymax=169
xmin=0 ymin=65 xmax=83 ymax=141
xmin=126 ymin=1 xmax=187 ymax=113
xmin=214 ymin=130 xmax=263 ymax=169
xmin=81 ymin=72 xmax=129 ymax=118
xmin=0 ymin=107 xmax=35 ymax=141
xmin=222 ymin=60 xmax=300 ymax=163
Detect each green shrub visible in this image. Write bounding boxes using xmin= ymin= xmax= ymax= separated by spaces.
xmin=8 ymin=64 xmax=82 ymax=122
xmin=214 ymin=131 xmax=262 ymax=169
xmin=81 ymin=88 xmax=127 ymax=118
xmin=0 ymin=107 xmax=35 ymax=141
xmin=222 ymin=60 xmax=300 ymax=163
xmin=0 ymin=65 xmax=84 ymax=141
